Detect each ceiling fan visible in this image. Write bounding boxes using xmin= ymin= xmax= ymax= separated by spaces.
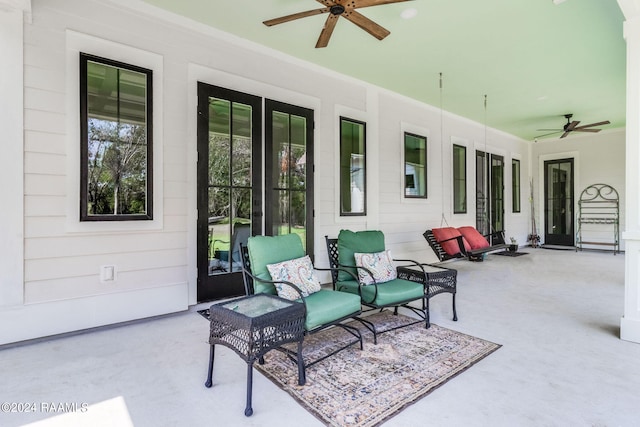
xmin=536 ymin=114 xmax=610 ymax=139
xmin=263 ymin=0 xmax=413 ymax=48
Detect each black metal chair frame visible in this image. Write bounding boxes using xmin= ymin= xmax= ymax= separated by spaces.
xmin=324 ymin=237 xmax=430 ymax=341
xmin=239 ymin=245 xmax=375 ymax=381
xmin=423 ymin=229 xmax=507 ymax=262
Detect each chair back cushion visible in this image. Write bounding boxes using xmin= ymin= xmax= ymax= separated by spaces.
xmin=337 ymin=230 xmax=385 ymax=281
xmin=457 ymin=226 xmax=490 ymax=250
xmin=247 ymin=234 xmax=306 ymax=294
xmin=432 ymin=227 xmax=471 ymax=256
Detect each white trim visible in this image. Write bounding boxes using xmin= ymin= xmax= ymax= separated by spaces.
xmin=0 ymin=6 xmax=25 ymax=307
xmin=64 ymin=30 xmax=164 ymax=233
xmin=0 ymin=283 xmax=187 ymax=345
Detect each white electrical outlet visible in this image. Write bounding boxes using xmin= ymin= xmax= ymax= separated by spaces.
xmin=100 ymin=265 xmax=116 ymax=282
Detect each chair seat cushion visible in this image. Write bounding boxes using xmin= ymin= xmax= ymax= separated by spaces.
xmin=457 ymin=226 xmax=490 ymax=250
xmin=432 ymin=227 xmax=471 ymax=256
xmin=336 ymin=278 xmax=424 ymax=307
xmin=303 ymin=290 xmax=361 ymax=331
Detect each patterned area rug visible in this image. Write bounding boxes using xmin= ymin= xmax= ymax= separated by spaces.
xmin=255 ymin=311 xmax=500 ymax=427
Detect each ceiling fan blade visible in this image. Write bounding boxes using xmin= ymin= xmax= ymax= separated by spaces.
xmin=354 ymin=0 xmax=415 ymax=8
xmin=536 ymin=129 xmax=562 ymax=131
xmin=573 ymin=128 xmax=602 ymax=133
xmin=343 ymin=10 xmax=390 ymax=40
xmin=535 ymin=131 xmax=562 ymax=139
xmin=560 ymin=131 xmax=571 ymax=139
xmin=264 ymin=8 xmax=330 ymax=26
xmin=315 ymin=0 xmax=338 ymax=7
xmin=316 ymin=13 xmax=340 ymax=48
xmin=573 ymin=120 xmax=610 ymax=130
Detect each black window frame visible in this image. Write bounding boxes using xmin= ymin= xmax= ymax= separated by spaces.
xmin=403 ymin=132 xmax=428 ymax=199
xmin=79 ymin=52 xmax=153 ymax=222
xmin=512 ymin=158 xmax=521 ymax=213
xmin=339 ymin=117 xmax=367 ymax=216
xmin=453 ymin=144 xmax=467 ymax=214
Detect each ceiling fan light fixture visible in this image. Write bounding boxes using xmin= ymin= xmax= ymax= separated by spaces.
xmin=401 ymin=8 xmax=418 ymax=19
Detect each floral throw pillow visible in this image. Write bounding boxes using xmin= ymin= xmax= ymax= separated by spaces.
xmin=353 ymin=250 xmax=397 ymax=285
xmin=266 ymin=255 xmax=322 ymax=301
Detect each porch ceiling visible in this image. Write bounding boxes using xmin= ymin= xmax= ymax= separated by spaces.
xmin=140 ymin=0 xmax=626 ymax=142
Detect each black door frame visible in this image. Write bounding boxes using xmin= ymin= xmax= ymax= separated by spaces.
xmin=196 ymin=82 xmax=262 ymax=302
xmin=544 ymin=158 xmax=575 ymax=246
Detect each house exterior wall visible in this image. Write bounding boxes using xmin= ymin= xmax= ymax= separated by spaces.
xmin=0 ymin=0 xmax=549 ymax=345
xmin=531 ymin=129 xmax=627 ymax=251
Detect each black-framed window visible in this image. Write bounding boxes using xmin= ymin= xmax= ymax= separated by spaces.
xmin=404 ymin=132 xmax=427 ymax=198
xmin=453 ymin=144 xmax=466 ymax=213
xmin=512 ymin=158 xmax=521 ymax=213
xmin=80 ymin=53 xmax=153 ymax=221
xmin=340 ymin=117 xmax=366 ymax=216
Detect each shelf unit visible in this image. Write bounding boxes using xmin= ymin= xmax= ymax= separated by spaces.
xmin=575 ymin=183 xmax=620 ymax=254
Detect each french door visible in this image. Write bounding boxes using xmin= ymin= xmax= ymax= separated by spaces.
xmin=544 ymin=158 xmax=574 ymax=246
xmin=476 ymin=151 xmax=504 ymax=241
xmin=196 ymin=84 xmax=315 ymax=302
xmin=196 ymin=83 xmax=262 ymax=302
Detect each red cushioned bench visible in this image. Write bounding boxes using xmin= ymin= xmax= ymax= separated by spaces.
xmin=423 ymin=227 xmax=507 ymax=262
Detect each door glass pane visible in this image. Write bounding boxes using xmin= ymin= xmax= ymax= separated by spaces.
xmin=491 ymin=155 xmax=504 ymax=233
xmin=232 ymin=103 xmax=252 ymax=187
xmin=209 ymin=99 xmax=230 ymax=186
xmin=512 ymin=159 xmax=521 ymax=213
xmin=476 ymin=151 xmax=489 ymax=235
xmin=291 ymin=115 xmax=307 ymax=191
xmin=270 ymin=111 xmax=308 ymax=249
xmin=546 ymin=162 xmax=572 ymax=237
xmin=208 ymin=97 xmax=252 ymax=276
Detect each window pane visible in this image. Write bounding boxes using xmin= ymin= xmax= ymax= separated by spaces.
xmin=404 ymin=133 xmax=427 ymax=198
xmin=340 ymin=118 xmax=366 ymax=215
xmin=453 ymin=144 xmax=466 ymax=213
xmin=82 ymin=54 xmax=152 ymax=220
xmin=512 ymin=159 xmax=521 ymax=213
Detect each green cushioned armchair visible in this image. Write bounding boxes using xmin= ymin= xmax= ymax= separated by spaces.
xmin=325 ymin=230 xmax=430 ymax=340
xmin=240 ymin=233 xmax=365 ymax=381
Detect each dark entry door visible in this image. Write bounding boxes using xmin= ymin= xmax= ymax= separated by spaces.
xmin=265 ymin=100 xmax=314 ymax=259
xmin=544 ymin=158 xmax=574 ymax=246
xmin=196 ymin=83 xmax=262 ymax=302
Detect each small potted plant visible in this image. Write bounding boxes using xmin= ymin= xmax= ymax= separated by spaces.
xmin=508 ymin=237 xmax=518 ymax=252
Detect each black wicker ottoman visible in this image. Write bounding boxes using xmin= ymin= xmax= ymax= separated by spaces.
xmin=396 ymin=263 xmax=458 ymax=326
xmin=204 ymin=293 xmax=305 ymax=416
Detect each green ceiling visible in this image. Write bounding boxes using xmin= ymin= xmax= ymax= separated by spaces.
xmin=140 ymin=0 xmax=626 ymax=141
